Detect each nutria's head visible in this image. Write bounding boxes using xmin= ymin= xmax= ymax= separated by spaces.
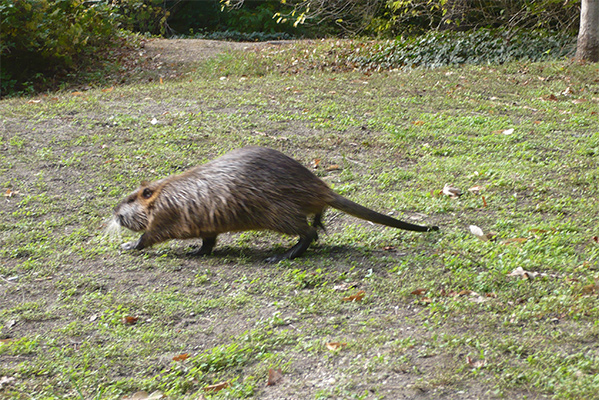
xmin=113 ymin=182 xmax=159 ymax=232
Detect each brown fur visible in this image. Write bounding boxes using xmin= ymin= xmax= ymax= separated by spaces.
xmin=113 ymin=146 xmax=438 ymax=262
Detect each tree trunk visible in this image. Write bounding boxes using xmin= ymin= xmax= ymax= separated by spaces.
xmin=575 ymin=0 xmax=599 ymax=62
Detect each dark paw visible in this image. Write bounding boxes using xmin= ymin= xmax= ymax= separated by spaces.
xmin=264 ymin=254 xmax=285 ymax=263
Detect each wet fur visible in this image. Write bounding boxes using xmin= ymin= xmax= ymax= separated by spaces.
xmin=113 ymin=146 xmax=438 ymax=261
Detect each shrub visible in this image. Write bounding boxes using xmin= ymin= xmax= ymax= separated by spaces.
xmin=0 ymin=0 xmax=120 ymax=96
xmin=111 ymin=0 xmax=169 ymax=36
xmin=351 ymin=29 xmax=576 ymax=70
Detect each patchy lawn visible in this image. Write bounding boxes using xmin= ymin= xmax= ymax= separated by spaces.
xmin=0 ymin=39 xmax=598 ymax=400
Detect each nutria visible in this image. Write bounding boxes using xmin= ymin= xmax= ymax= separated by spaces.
xmin=112 ymin=146 xmax=438 ymax=262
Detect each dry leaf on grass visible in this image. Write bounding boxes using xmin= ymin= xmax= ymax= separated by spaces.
xmin=342 ymin=290 xmax=365 ymax=302
xmin=123 ymin=391 xmax=164 ymax=400
xmin=311 ymin=158 xmax=321 ymax=169
xmin=411 ymin=288 xmax=427 ymax=296
xmin=469 ymin=225 xmax=495 ymax=242
xmin=0 ymin=376 xmax=16 ymax=389
xmin=442 ymin=184 xmax=462 ymax=198
xmin=501 ymin=238 xmax=527 ymax=245
xmin=3 ymin=189 xmax=19 ymax=198
xmin=122 ymin=316 xmax=139 ymax=325
xmin=466 ymin=356 xmax=486 ymax=368
xmin=468 ymin=185 xmax=483 ymax=195
xmin=507 ymin=267 xmax=559 ymax=280
xmin=267 ymin=368 xmax=283 ymax=386
xmin=203 ymin=381 xmax=230 ymax=393
xmin=172 ymin=353 xmax=189 ymax=362
xmin=325 ymin=342 xmax=347 ymax=351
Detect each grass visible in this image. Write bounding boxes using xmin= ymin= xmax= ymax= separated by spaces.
xmin=0 ymin=40 xmax=598 ymax=399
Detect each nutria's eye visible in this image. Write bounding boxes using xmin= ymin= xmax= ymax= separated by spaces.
xmin=142 ymin=188 xmax=153 ymax=199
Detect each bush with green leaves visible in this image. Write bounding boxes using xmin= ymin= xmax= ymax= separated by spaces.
xmin=0 ymin=0 xmax=120 ymax=96
xmin=351 ymin=29 xmax=576 ymax=70
xmin=369 ymin=0 xmax=580 ymax=36
xmin=111 ymin=0 xmax=169 ymax=36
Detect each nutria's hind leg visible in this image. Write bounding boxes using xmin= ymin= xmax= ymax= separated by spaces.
xmin=189 ymin=236 xmax=217 ymax=256
xmin=313 ymin=213 xmax=325 ymax=231
xmin=265 ymin=227 xmax=318 ymax=263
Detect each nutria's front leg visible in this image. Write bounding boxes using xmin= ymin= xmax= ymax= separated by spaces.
xmin=265 ymin=228 xmax=318 ymax=263
xmin=189 ymin=236 xmax=217 ymax=256
xmin=121 ymin=232 xmax=158 ymax=251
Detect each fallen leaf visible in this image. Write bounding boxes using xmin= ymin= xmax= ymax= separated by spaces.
xmin=150 ymin=118 xmax=158 ymax=125
xmin=412 ymin=120 xmax=425 ymax=126
xmin=572 ymin=98 xmax=587 ymax=104
xmin=411 ymin=288 xmax=427 ymax=296
xmin=458 ymin=289 xmax=472 ymax=296
xmin=325 ymin=342 xmax=347 ymax=351
xmin=529 ymin=228 xmax=556 ymax=235
xmin=0 ymin=338 xmax=14 ymax=344
xmin=101 ymin=86 xmax=114 ymax=93
xmin=203 ymin=381 xmax=230 ymax=393
xmin=593 ymin=236 xmax=598 ymax=243
xmin=543 ymin=94 xmax=558 ymax=101
xmin=3 ymin=189 xmax=19 ymax=198
xmin=442 ymin=184 xmax=462 ymax=198
xmin=27 ymin=99 xmax=42 ymax=104
xmin=172 ymin=353 xmax=189 ymax=362
xmin=159 ymin=77 xmax=163 ymax=84
xmin=466 ymin=356 xmax=486 ymax=368
xmin=418 ymin=297 xmax=432 ymax=304
xmin=122 ymin=316 xmax=139 ymax=325
xmin=0 ymin=376 xmax=16 ymax=389
xmin=467 ymin=185 xmax=483 ymax=195
xmin=469 ymin=225 xmax=495 ymax=242
xmin=561 ymin=87 xmax=574 ymax=96
xmin=533 ymin=120 xmax=542 ymax=124
xmin=507 ymin=267 xmax=559 ymax=280
xmin=325 ymin=164 xmax=341 ymax=171
xmin=71 ymin=91 xmax=84 ymax=96
xmin=342 ymin=290 xmax=365 ymax=302
xmin=267 ymin=368 xmax=283 ymax=386
xmin=502 ymin=128 xmax=515 ymax=135
xmin=502 ymin=238 xmax=527 ymax=245
xmin=123 ymin=391 xmax=165 ymax=400
xmin=481 ymin=195 xmax=488 ymax=207
xmin=311 ymin=158 xmax=321 ymax=169
xmin=382 ymin=245 xmax=395 ymax=251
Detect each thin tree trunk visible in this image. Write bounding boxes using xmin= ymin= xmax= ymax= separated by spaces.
xmin=575 ymin=0 xmax=599 ymax=62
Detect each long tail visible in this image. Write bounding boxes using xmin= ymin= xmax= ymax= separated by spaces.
xmin=328 ymin=193 xmax=439 ymax=232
